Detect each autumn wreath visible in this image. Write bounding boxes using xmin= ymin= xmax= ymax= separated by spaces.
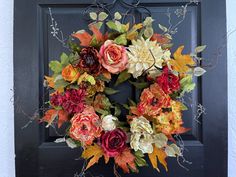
xmin=42 ymin=11 xmax=207 ymax=174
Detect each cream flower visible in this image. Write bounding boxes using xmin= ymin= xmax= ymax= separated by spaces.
xmin=127 ymin=38 xmax=171 ymax=78
xmin=130 ymin=116 xmax=154 ymax=153
xmin=102 ymin=115 xmax=118 ymax=131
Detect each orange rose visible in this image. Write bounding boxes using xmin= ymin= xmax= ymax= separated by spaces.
xmin=62 ymin=64 xmax=80 ymax=82
xmin=69 ymin=106 xmax=102 ymax=145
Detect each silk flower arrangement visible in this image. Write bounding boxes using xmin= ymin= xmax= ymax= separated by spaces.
xmin=42 ymin=11 xmax=207 ymax=174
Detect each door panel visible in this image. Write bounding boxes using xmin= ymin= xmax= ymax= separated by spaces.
xmin=14 ymin=0 xmax=227 ymax=177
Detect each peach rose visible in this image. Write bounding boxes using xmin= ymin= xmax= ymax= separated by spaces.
xmin=99 ymin=40 xmax=128 ymax=74
xmin=69 ymin=106 xmax=102 ymax=145
xmin=62 ymin=64 xmax=80 ymax=82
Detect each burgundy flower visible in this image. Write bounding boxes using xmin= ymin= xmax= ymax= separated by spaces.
xmin=101 ymin=128 xmax=127 ymax=157
xmin=79 ymin=47 xmax=102 ymax=75
xmin=50 ymin=93 xmax=64 ymax=107
xmin=156 ymin=66 xmax=180 ymax=94
xmin=61 ymin=89 xmax=86 ymax=114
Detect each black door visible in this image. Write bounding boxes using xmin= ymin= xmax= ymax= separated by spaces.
xmin=14 ymin=0 xmax=228 ymax=177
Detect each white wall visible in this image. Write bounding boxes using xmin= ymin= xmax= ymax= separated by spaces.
xmin=227 ymin=0 xmax=236 ymax=177
xmin=0 ymin=0 xmax=235 ymax=177
xmin=0 ymin=0 xmax=15 ymax=177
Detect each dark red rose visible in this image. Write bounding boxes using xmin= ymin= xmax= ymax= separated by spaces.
xmin=61 ymin=89 xmax=86 ymax=114
xmin=79 ymin=47 xmax=102 ymax=75
xmin=101 ymin=128 xmax=127 ymax=157
xmin=156 ymin=66 xmax=180 ymax=94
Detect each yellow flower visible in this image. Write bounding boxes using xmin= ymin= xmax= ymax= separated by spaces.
xmin=127 ymin=38 xmax=171 ymax=78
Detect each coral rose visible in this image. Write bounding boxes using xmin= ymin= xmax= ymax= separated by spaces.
xmin=101 ymin=128 xmax=127 ymax=157
xmin=62 ymin=64 xmax=80 ymax=82
xmin=69 ymin=106 xmax=102 ymax=145
xmin=99 ymin=40 xmax=128 ymax=74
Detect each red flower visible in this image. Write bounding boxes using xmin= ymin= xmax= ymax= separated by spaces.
xmin=79 ymin=47 xmax=102 ymax=75
xmin=156 ymin=66 xmax=180 ymax=94
xmin=50 ymin=93 xmax=64 ymax=107
xmin=61 ymin=89 xmax=86 ymax=114
xmin=101 ymin=128 xmax=127 ymax=157
xmin=69 ymin=106 xmax=102 ymax=145
xmin=137 ymin=83 xmax=170 ymax=117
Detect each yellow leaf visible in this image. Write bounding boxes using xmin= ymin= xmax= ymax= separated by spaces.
xmin=148 ymin=145 xmax=168 ymax=172
xmin=169 ymin=45 xmax=195 ymax=73
xmin=127 ymin=23 xmax=143 ymax=40
xmin=82 ymin=144 xmax=104 ymax=170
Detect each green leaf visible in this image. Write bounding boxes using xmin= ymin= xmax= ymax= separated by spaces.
xmin=128 ymin=98 xmax=137 ymax=106
xmin=89 ymin=12 xmax=97 ymax=20
xmin=104 ymin=87 xmax=119 ymax=95
xmin=165 ymin=144 xmax=181 ymax=157
xmin=66 ymin=138 xmax=79 ymax=149
xmin=180 ymin=103 xmax=188 ymax=111
xmin=154 ymin=133 xmax=168 ymax=148
xmin=129 ymin=81 xmax=149 ymax=89
xmin=193 ymin=67 xmax=206 ymax=77
xmin=134 ymin=150 xmax=148 ymax=167
xmin=95 ymin=108 xmax=110 ymax=116
xmin=54 ymin=79 xmax=70 ymax=89
xmin=143 ymin=17 xmax=154 ymax=26
xmin=98 ymin=12 xmax=108 ymax=21
xmin=106 ymin=21 xmax=117 ymax=31
xmin=60 ymin=53 xmax=69 ymax=67
xmin=122 ymin=104 xmax=130 ymax=110
xmin=114 ymin=12 xmax=122 ymax=20
xmin=114 ymin=34 xmax=127 ymax=45
xmin=144 ymin=27 xmax=154 ymax=38
xmin=96 ymin=74 xmax=110 ymax=82
xmin=49 ymin=61 xmax=62 ymax=74
xmin=115 ymin=70 xmax=131 ymax=86
xmin=114 ymin=105 xmax=121 ymax=117
xmin=179 ymin=75 xmax=196 ymax=96
xmin=195 ymin=45 xmax=206 ymax=53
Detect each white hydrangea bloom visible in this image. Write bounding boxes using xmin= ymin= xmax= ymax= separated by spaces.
xmin=130 ymin=116 xmax=154 ymax=154
xmin=102 ymin=115 xmax=118 ymax=131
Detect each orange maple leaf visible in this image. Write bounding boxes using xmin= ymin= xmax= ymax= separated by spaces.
xmin=169 ymin=45 xmax=195 ymax=73
xmin=72 ymin=24 xmax=105 ymax=47
xmin=148 ymin=145 xmax=168 ymax=172
xmin=72 ymin=30 xmax=92 ymax=47
xmin=41 ymin=109 xmax=69 ymax=128
xmin=82 ymin=144 xmax=104 ymax=170
xmin=114 ymin=148 xmax=137 ymax=173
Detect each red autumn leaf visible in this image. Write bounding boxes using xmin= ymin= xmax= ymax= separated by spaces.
xmin=72 ymin=31 xmax=92 ymax=47
xmin=41 ymin=109 xmax=69 ymax=128
xmin=89 ymin=24 xmax=104 ymax=42
xmin=57 ymin=110 xmax=69 ymax=128
xmin=114 ymin=148 xmax=137 ymax=173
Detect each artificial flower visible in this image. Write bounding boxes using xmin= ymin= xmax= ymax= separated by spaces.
xmin=137 ymin=83 xmax=170 ymax=117
xmin=102 ymin=115 xmax=118 ymax=131
xmin=79 ymin=47 xmax=102 ymax=75
xmin=154 ymin=100 xmax=189 ymax=137
xmin=61 ymin=89 xmax=86 ymax=114
xmin=50 ymin=92 xmax=64 ymax=107
xmin=69 ymin=106 xmax=102 ymax=145
xmin=62 ymin=64 xmax=80 ymax=82
xmin=101 ymin=128 xmax=127 ymax=157
xmin=156 ymin=66 xmax=180 ymax=94
xmin=127 ymin=38 xmax=171 ymax=78
xmin=99 ymin=40 xmax=128 ymax=74
xmin=130 ymin=116 xmax=154 ymax=153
